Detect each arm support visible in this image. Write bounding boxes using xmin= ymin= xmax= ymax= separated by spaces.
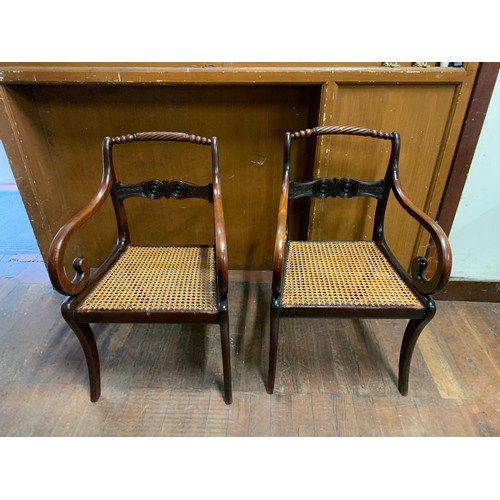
xmin=272 ymin=133 xmax=292 ymax=294
xmin=272 ymin=179 xmax=289 ymax=294
xmin=47 ymin=173 xmax=113 ymax=296
xmin=391 ymin=175 xmax=452 ymax=295
xmin=385 ymin=132 xmax=451 ymax=295
xmin=211 ymin=137 xmax=228 ymax=297
xmin=47 ymin=138 xmax=115 ymax=296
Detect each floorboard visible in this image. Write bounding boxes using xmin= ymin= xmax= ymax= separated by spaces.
xmin=0 ymin=262 xmax=498 ymax=437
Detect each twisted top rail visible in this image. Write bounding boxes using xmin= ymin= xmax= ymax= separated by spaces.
xmin=108 ymin=132 xmax=213 ymax=145
xmin=290 ymin=126 xmax=394 ymax=140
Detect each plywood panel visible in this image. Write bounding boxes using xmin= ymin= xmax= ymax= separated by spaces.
xmin=308 ymin=83 xmax=457 ymax=267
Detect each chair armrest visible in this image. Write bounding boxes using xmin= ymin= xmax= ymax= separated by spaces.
xmin=48 ymin=147 xmax=115 ymax=296
xmin=273 ymin=132 xmax=294 ymax=295
xmin=211 ymin=138 xmax=228 ymax=297
xmin=272 ymin=162 xmax=291 ymax=295
xmin=272 ymin=189 xmax=289 ymax=294
xmin=391 ymin=172 xmax=452 ymax=295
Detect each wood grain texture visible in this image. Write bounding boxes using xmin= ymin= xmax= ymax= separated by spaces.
xmin=0 ymin=271 xmax=497 ymax=436
xmin=0 ymin=63 xmax=477 ymax=85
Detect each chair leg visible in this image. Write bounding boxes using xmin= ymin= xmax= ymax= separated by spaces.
xmin=398 ymin=298 xmax=436 ymax=396
xmin=219 ymin=310 xmax=232 ymax=405
xmin=267 ymin=302 xmax=280 ymax=394
xmin=62 ymin=305 xmax=101 ymax=402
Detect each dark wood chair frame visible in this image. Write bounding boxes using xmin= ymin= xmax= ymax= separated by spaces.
xmin=48 ymin=132 xmax=232 ymax=404
xmin=268 ymin=126 xmax=452 ymax=396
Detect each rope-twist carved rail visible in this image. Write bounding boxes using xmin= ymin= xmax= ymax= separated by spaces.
xmin=290 ymin=126 xmax=394 ymax=140
xmin=109 ymin=132 xmax=212 ymax=145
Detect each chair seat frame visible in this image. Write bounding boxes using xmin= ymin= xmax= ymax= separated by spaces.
xmin=48 ymin=132 xmax=231 ymax=404
xmin=268 ymin=126 xmax=452 ymax=396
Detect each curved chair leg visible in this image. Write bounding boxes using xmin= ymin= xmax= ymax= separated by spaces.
xmin=267 ymin=302 xmax=280 ymax=394
xmin=219 ymin=309 xmax=232 ymax=404
xmin=62 ymin=304 xmax=101 ymax=402
xmin=398 ymin=297 xmax=436 ymax=396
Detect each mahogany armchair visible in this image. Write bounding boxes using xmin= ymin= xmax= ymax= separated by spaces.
xmin=48 ymin=132 xmax=231 ymax=404
xmin=268 ymin=126 xmax=452 ymax=396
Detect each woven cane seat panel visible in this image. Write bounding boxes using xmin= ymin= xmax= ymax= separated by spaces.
xmin=282 ymin=241 xmax=423 ymax=309
xmin=78 ymin=246 xmax=217 ymax=313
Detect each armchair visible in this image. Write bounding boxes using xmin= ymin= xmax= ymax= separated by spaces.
xmin=48 ymin=132 xmax=232 ymax=404
xmin=268 ymin=126 xmax=452 ymax=396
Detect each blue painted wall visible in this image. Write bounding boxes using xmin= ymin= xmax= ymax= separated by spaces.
xmin=449 ymin=72 xmax=500 ymax=281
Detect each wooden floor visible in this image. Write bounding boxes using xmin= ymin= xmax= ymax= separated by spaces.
xmin=0 ymin=260 xmax=498 ymax=437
